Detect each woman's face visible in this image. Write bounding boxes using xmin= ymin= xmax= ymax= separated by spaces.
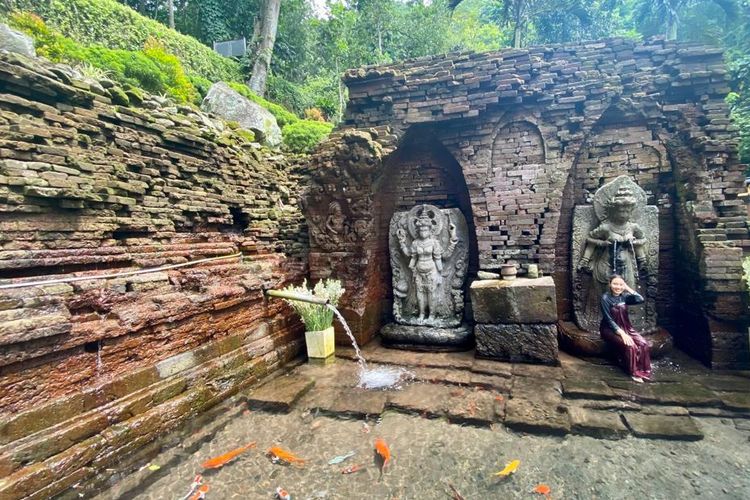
xmin=610 ymin=277 xmax=626 ymax=295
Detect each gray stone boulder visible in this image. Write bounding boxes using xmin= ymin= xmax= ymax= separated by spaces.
xmin=0 ymin=23 xmax=36 ymax=58
xmin=470 ymin=276 xmax=557 ymax=324
xmin=201 ymin=82 xmax=281 ymax=147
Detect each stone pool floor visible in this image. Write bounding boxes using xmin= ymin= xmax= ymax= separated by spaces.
xmin=98 ymin=342 xmax=750 ymax=499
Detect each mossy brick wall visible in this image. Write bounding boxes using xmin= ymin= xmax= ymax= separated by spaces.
xmin=0 ymin=52 xmax=307 ymax=499
xmin=306 ymin=38 xmax=749 ymax=368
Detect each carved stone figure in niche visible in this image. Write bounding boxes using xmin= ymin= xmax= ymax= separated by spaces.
xmin=571 ymin=176 xmax=660 ymax=336
xmin=396 ymin=207 xmax=459 ymax=322
xmin=578 ymin=185 xmax=647 ymax=289
xmin=381 ymin=204 xmax=471 ymax=350
xmin=308 ymin=199 xmax=352 ymax=251
xmin=325 ymin=201 xmax=346 ymax=235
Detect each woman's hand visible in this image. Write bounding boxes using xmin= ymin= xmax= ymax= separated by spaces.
xmin=618 ymin=329 xmax=635 ymax=347
xmin=623 ymin=282 xmax=635 ymax=294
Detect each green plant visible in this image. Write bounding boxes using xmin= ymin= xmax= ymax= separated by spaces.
xmin=743 ymin=255 xmax=750 ymax=293
xmin=282 ymin=279 xmax=345 ymax=331
xmin=142 ymin=37 xmax=198 ymax=104
xmin=282 ymin=120 xmax=334 ymax=154
xmin=7 ymin=0 xmax=242 ymax=82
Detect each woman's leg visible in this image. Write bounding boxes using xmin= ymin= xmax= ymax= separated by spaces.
xmin=630 ymin=332 xmax=652 ymax=378
xmin=601 ymin=329 xmax=638 ymax=377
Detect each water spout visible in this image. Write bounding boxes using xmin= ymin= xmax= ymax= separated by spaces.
xmin=265 ymin=289 xmax=329 ymax=305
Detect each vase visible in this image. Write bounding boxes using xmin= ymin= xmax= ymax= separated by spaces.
xmin=500 ymin=263 xmax=517 ymax=281
xmin=305 ymin=326 xmax=335 ymax=361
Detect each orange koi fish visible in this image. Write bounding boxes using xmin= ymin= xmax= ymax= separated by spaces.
xmin=534 ymin=484 xmax=551 ymax=496
xmin=201 ymin=442 xmax=256 ymax=469
xmin=189 ymin=484 xmax=209 ymax=500
xmin=341 ymin=464 xmax=366 ymax=474
xmin=374 ymin=438 xmax=391 ymax=468
xmin=267 ymin=446 xmax=306 ymax=465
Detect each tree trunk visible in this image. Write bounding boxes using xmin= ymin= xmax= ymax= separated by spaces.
xmin=167 ymin=0 xmax=175 ymax=29
xmin=512 ymin=0 xmax=524 ymax=48
xmin=248 ymin=0 xmax=281 ymax=97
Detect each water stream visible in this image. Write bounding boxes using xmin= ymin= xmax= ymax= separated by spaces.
xmin=327 ymin=305 xmax=410 ymax=390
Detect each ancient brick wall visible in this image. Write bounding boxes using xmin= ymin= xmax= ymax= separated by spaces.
xmin=307 ymin=38 xmax=749 ymax=368
xmin=0 ymin=52 xmax=307 ymax=498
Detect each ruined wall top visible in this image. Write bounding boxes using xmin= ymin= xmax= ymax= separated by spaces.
xmin=342 ymin=37 xmax=732 ymax=134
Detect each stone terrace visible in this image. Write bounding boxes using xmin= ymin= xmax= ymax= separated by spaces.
xmin=247 ymin=343 xmax=750 ymax=442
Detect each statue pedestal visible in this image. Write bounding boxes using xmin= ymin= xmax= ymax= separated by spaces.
xmin=380 ymin=323 xmax=472 ymax=351
xmin=558 ymin=321 xmax=673 ymax=359
xmin=470 ymin=277 xmax=560 ymax=365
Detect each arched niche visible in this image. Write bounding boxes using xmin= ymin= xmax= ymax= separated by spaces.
xmin=372 ymin=127 xmax=478 ymax=325
xmin=482 ymin=120 xmax=548 ymax=270
xmin=556 ymin=101 xmax=676 ymax=332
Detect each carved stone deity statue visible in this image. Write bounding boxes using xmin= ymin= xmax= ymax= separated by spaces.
xmin=381 ymin=204 xmax=471 ymax=349
xmin=571 ymin=176 xmax=659 ymax=335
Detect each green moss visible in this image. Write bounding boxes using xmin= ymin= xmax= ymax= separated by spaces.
xmin=235 ymin=129 xmax=256 ymax=143
xmin=281 ymin=120 xmax=334 ymax=154
xmin=107 ymin=86 xmax=129 ymax=105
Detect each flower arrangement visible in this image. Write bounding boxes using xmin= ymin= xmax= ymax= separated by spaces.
xmin=282 ymin=279 xmax=345 ymax=332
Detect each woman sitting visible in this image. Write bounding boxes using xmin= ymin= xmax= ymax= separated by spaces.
xmin=600 ymin=274 xmax=652 ymax=383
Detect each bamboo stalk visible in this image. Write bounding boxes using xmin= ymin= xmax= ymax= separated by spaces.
xmin=0 ymin=252 xmax=243 ymax=290
xmin=265 ymin=289 xmax=329 ymax=305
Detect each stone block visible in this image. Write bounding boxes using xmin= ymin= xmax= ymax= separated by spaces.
xmin=475 ymin=323 xmax=559 ymax=365
xmin=622 ymin=414 xmax=704 ymax=441
xmin=470 ymin=277 xmax=557 ymax=324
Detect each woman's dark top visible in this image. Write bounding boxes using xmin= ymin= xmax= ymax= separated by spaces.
xmin=599 ymin=291 xmax=644 ymax=334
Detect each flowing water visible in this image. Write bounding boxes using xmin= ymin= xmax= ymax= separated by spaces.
xmin=327 ymin=304 xmax=411 ymax=390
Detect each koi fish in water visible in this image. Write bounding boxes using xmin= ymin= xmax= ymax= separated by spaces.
xmin=188 ymin=484 xmax=209 ymax=500
xmin=341 ymin=464 xmax=366 ymax=474
xmin=373 ymin=437 xmax=391 ymax=476
xmin=493 ymin=459 xmax=520 ymax=477
xmin=275 ymin=486 xmax=291 ymax=500
xmin=201 ymin=442 xmax=256 ymax=469
xmin=179 ymin=475 xmax=203 ymax=500
xmin=267 ymin=446 xmax=306 ymax=466
xmin=534 ymin=484 xmax=551 ymax=497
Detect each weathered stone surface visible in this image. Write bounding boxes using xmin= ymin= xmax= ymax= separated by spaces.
xmin=623 ymin=414 xmax=704 ymax=441
xmin=505 ymin=397 xmax=571 ymax=436
xmin=325 ymin=388 xmax=388 ymax=417
xmin=387 ymin=383 xmax=453 ymax=417
xmin=445 ymin=388 xmax=497 ymax=426
xmin=562 ymin=379 xmax=615 ymax=400
xmin=475 ymin=323 xmax=559 ymax=365
xmin=568 ymin=406 xmax=629 ymax=439
xmin=244 ymin=375 xmax=315 ymax=412
xmin=648 ymin=383 xmax=721 ymax=407
xmin=380 ymin=323 xmax=473 ymax=350
xmin=201 ymin=82 xmax=281 ymax=146
xmin=470 ymin=277 xmax=557 ymax=324
xmin=0 ymin=24 xmax=35 ymax=58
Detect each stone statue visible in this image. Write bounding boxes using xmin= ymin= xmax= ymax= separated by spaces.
xmin=381 ymin=204 xmax=471 ymax=349
xmin=571 ymin=176 xmax=659 ymax=335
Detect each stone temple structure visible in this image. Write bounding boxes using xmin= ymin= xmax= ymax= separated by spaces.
xmin=0 ymin=32 xmax=749 ymax=499
xmin=304 ymin=37 xmax=750 ymax=370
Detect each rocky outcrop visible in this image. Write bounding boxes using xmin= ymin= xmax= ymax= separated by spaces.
xmin=0 ymin=51 xmax=307 ymax=498
xmin=202 ymin=82 xmax=282 ymax=147
xmin=0 ymin=24 xmax=35 ymax=58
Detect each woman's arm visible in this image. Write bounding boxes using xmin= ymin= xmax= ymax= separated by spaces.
xmin=622 ymin=283 xmax=645 ymax=305
xmin=601 ymin=295 xmax=621 ymax=332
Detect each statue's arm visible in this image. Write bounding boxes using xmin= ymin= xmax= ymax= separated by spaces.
xmin=443 ymin=224 xmax=459 ymax=258
xmin=631 ymin=225 xmax=647 ymax=246
xmin=397 ymin=228 xmax=411 ymax=256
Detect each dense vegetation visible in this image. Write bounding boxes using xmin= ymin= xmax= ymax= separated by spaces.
xmin=1 ymin=0 xmax=749 ymax=162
